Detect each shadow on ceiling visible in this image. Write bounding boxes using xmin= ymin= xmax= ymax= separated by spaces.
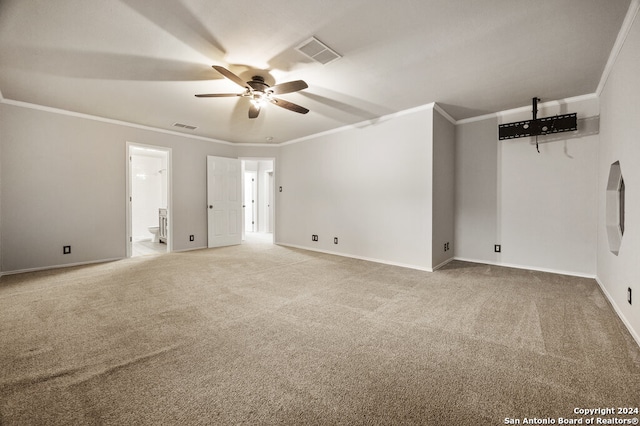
xmin=1 ymin=46 xmax=218 ymax=81
xmin=298 ymin=87 xmax=393 ymax=124
xmin=119 ymin=0 xmax=225 ymax=61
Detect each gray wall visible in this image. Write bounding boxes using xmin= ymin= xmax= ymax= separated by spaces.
xmin=1 ymin=47 xmax=637 ymax=341
xmin=277 ymin=106 xmax=435 ymax=270
xmin=431 ymin=108 xmax=456 ymax=269
xmin=454 ymin=97 xmax=599 ymax=277
xmin=598 ymin=10 xmax=640 ymax=343
xmin=454 ymin=117 xmax=498 ymax=263
xmin=0 ymin=103 xmax=278 ymax=273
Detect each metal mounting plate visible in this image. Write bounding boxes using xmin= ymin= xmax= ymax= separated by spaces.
xmin=499 ymin=113 xmax=577 ymax=140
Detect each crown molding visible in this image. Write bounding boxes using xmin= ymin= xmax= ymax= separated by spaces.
xmin=0 ymin=97 xmax=236 ymax=146
xmin=433 ymin=103 xmax=456 ymax=124
xmin=455 ymin=93 xmax=599 ymax=125
xmin=0 ymin=96 xmax=438 ymax=148
xmin=596 ymin=0 xmax=640 ymax=96
xmin=280 ymin=102 xmax=437 ymax=146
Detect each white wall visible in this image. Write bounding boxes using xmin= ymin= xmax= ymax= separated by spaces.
xmin=131 ymin=153 xmax=165 ymax=241
xmin=597 ymin=7 xmax=640 ymax=343
xmin=455 ymin=97 xmax=600 ymax=277
xmin=0 ymin=102 xmax=279 ymax=273
xmin=277 ymin=106 xmax=435 ymax=270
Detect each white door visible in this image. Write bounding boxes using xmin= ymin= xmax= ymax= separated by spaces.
xmin=207 ymin=156 xmax=242 ymax=248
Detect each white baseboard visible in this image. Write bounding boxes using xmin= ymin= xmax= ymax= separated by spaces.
xmin=276 ymin=243 xmax=433 ymax=272
xmin=432 ymin=257 xmax=455 ymax=271
xmin=171 ymin=246 xmax=207 ymax=253
xmin=453 ymin=257 xmax=597 ymax=279
xmin=595 ymin=277 xmax=640 ymax=349
xmin=0 ymin=257 xmax=124 ymax=277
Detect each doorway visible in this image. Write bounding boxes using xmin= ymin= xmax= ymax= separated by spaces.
xmin=244 ymin=171 xmax=258 ymax=233
xmin=240 ymin=158 xmax=275 ymax=243
xmin=126 ymin=143 xmax=172 ymax=257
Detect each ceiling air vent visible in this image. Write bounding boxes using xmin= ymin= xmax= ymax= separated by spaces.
xmin=173 ymin=122 xmax=198 ymax=130
xmin=296 ymin=37 xmax=341 ymax=65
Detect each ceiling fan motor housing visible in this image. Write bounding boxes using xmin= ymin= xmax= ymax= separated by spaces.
xmin=248 ymin=76 xmax=269 ymax=92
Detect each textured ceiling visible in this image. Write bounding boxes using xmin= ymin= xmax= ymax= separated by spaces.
xmin=0 ymin=0 xmax=631 ymax=144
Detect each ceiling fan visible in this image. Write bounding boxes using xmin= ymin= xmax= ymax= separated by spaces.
xmin=196 ymin=65 xmax=309 ymax=119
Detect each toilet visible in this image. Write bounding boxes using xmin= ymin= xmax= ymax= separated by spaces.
xmin=148 ymin=226 xmax=160 ymax=243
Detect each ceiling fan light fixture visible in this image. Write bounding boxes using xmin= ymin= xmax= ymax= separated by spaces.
xmin=250 ymin=91 xmax=270 ymax=107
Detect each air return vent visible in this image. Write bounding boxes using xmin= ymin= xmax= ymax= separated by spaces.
xmin=173 ymin=122 xmax=198 ymax=130
xmin=296 ymin=37 xmax=341 ymax=65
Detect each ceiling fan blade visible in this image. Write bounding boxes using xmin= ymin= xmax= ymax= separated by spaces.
xmin=270 ymin=97 xmax=309 ymax=114
xmin=195 ymin=93 xmax=241 ymax=97
xmin=270 ymin=80 xmax=308 ymax=95
xmin=248 ymin=104 xmax=260 ymax=119
xmin=212 ymin=65 xmax=248 ymax=88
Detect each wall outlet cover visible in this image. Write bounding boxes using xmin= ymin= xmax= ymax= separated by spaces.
xmin=63 ymin=245 xmax=71 ymax=254
xmin=189 ymin=235 xmax=194 ymax=241
xmin=494 ymin=244 xmax=501 ymax=253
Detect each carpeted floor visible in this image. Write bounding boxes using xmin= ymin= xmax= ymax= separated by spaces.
xmin=1 ymin=240 xmax=639 ymax=425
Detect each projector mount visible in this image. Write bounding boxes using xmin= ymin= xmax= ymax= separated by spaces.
xmin=498 ymin=97 xmax=577 ymax=153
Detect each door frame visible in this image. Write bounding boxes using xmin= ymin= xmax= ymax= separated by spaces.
xmin=125 ymin=142 xmax=173 ymax=258
xmin=239 ymin=157 xmax=276 ymax=241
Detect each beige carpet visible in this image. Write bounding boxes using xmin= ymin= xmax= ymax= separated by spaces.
xmin=1 ymin=240 xmax=639 ymax=425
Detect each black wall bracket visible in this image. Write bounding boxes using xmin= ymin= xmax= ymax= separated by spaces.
xmin=498 ymin=97 xmax=577 ymax=141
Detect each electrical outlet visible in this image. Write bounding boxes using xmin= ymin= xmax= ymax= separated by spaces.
xmin=334 ymin=237 xmax=338 ymax=244
xmin=628 ymin=287 xmax=632 ymax=305
xmin=312 ymin=235 xmax=318 ymax=241
xmin=444 ymin=242 xmax=450 ymax=252
xmin=494 ymin=244 xmax=501 ymax=253
xmin=189 ymin=235 xmax=194 ymax=242
xmin=279 ymin=186 xmax=283 ymax=192
xmin=63 ymin=245 xmax=71 ymax=254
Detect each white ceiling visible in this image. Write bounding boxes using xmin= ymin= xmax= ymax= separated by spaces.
xmin=0 ymin=0 xmax=631 ymax=144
